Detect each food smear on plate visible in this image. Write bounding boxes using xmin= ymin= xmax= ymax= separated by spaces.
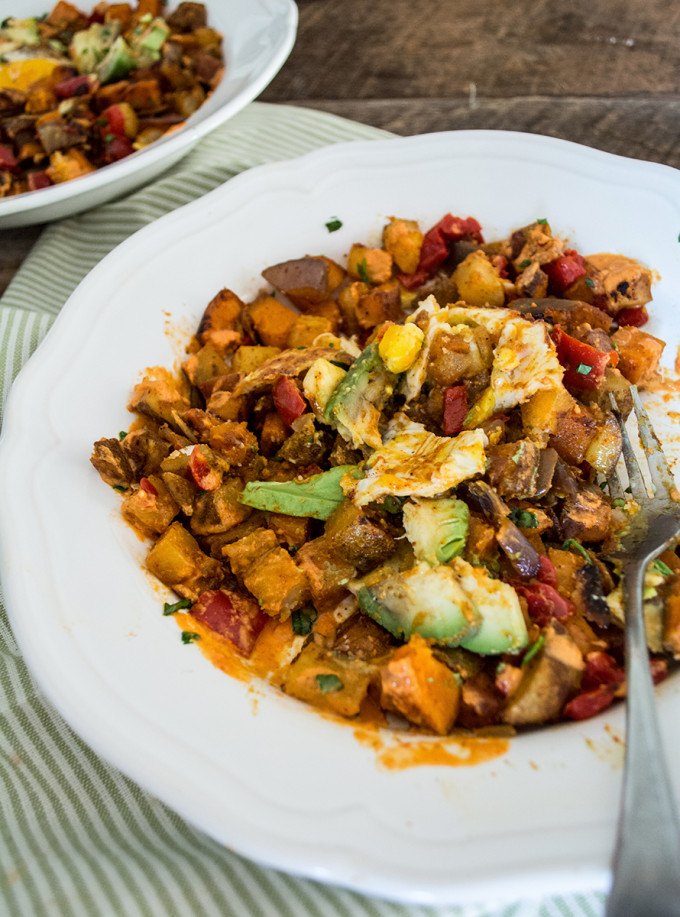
xmin=0 ymin=1 xmax=223 ymax=196
xmin=91 ymin=214 xmax=679 ymax=739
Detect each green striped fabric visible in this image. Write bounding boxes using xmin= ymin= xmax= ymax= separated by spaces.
xmin=0 ymin=102 xmax=605 ymax=917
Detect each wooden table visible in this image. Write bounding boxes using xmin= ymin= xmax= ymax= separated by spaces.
xmin=3 ymin=0 xmax=680 ymax=295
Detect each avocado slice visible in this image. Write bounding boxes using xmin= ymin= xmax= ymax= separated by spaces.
xmin=402 ymin=496 xmax=469 ymax=565
xmin=355 ymin=562 xmax=481 ymax=645
xmin=452 ymin=558 xmax=529 ymax=655
xmin=96 ymin=36 xmax=137 ymax=83
xmin=324 ymin=342 xmax=395 ymax=450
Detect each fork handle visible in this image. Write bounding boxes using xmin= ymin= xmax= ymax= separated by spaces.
xmin=606 ymin=562 xmax=680 ymax=916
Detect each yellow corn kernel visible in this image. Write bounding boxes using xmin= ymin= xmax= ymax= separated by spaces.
xmin=378 ymin=322 xmax=425 ymax=373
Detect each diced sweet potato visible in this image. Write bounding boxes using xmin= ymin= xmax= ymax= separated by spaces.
xmin=305 ymin=299 xmax=341 ymax=331
xmin=334 ymin=614 xmax=393 ymax=661
xmin=206 ymin=389 xmax=247 ymax=422
xmin=382 ymin=217 xmax=423 ymax=274
xmin=521 ymin=385 xmax=575 ymax=435
xmin=267 ymin=513 xmax=312 ymax=550
xmin=122 ymin=475 xmax=179 ymax=535
xmin=146 ymin=522 xmax=222 ymax=599
xmin=283 ymin=642 xmax=373 ymax=716
xmin=223 ymin=528 xmax=278 ymax=576
xmin=612 ymin=326 xmax=665 ymax=385
xmin=287 ymin=314 xmax=333 ymax=347
xmin=242 ymin=547 xmax=310 ymax=617
xmin=347 ymin=244 xmax=393 ymax=284
xmin=503 ymin=623 xmax=584 ymax=725
xmin=561 ymin=485 xmax=612 ymax=544
xmin=128 ymin=368 xmax=189 ymax=427
xmin=208 ymin=421 xmax=258 ymax=466
xmin=549 ymin=403 xmax=598 ymax=465
xmin=232 ymin=345 xmax=281 ymax=374
xmin=124 ymin=79 xmax=162 ymax=112
xmin=247 ymin=296 xmax=298 ymax=348
xmin=161 ymin=471 xmax=197 ymax=516
xmin=182 ymin=344 xmax=230 ymax=388
xmin=259 ymin=411 xmax=289 ymax=456
xmin=197 ymin=288 xmax=243 ymax=346
xmin=296 ymin=536 xmax=355 ymax=609
xmin=46 ymin=149 xmax=95 ymax=183
xmin=336 ymin=280 xmax=369 ymax=334
xmin=380 ymin=634 xmax=460 ymax=735
xmin=262 ymin=256 xmax=344 ymax=310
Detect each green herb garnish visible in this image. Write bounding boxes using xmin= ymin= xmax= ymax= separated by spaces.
xmin=653 ymin=559 xmax=674 ymax=577
xmin=508 ymin=508 xmax=538 ymax=529
xmin=611 ymin=497 xmax=626 ymax=508
xmin=576 ymin=363 xmax=592 ymax=375
xmin=585 ymin=277 xmax=595 ymax=288
xmin=240 ymin=464 xmax=361 ymax=520
xmin=536 ymin=218 xmax=548 ymax=225
xmin=383 ymin=495 xmax=405 ymax=514
xmin=316 ymin=673 xmax=343 ymax=693
xmin=522 ymin=634 xmax=545 ymax=667
xmin=518 ymin=259 xmax=532 ymax=269
xmin=292 ymin=607 xmax=316 ymax=636
xmin=164 ymin=598 xmax=192 ymax=615
xmin=181 ymin=631 xmax=201 ymax=644
xmin=112 ymin=484 xmax=127 ymax=492
xmin=357 ymin=258 xmax=370 ymax=283
xmin=325 ymin=217 xmax=342 ymax=233
xmin=563 ymin=538 xmax=591 ymax=563
xmin=104 ymin=133 xmax=114 ymax=143
xmin=118 ymin=430 xmax=127 ymax=440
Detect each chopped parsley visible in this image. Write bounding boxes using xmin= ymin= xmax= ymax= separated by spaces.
xmin=357 ymin=258 xmax=371 ymax=283
xmin=518 ymin=259 xmax=532 ymax=269
xmin=653 ymin=559 xmax=674 ymax=577
xmin=292 ymin=607 xmax=316 ymax=636
xmin=316 ymin=673 xmax=343 ymax=693
xmin=164 ymin=598 xmax=193 ymax=615
xmin=508 ymin=508 xmax=538 ymax=529
xmin=563 ymin=538 xmax=591 ymax=563
xmin=536 ymin=218 xmax=548 ymax=225
xmin=112 ymin=484 xmax=128 ymax=492
xmin=104 ymin=133 xmax=115 ymax=143
xmin=181 ymin=631 xmax=201 ymax=644
xmin=576 ymin=363 xmax=592 ymax=375
xmin=585 ymin=277 xmax=595 ymax=289
xmin=325 ymin=217 xmax=343 ymax=233
xmin=522 ymin=634 xmax=545 ymax=667
xmin=611 ymin=497 xmax=626 ymax=508
xmin=118 ymin=430 xmax=127 ymax=440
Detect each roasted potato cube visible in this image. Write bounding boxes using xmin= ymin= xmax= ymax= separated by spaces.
xmin=223 ymin=528 xmax=278 ymax=576
xmin=161 ymin=471 xmax=197 ymax=516
xmin=122 ymin=475 xmax=179 ymax=535
xmin=324 ymin=502 xmax=396 ymax=572
xmin=206 ymin=389 xmax=248 ymax=422
xmin=266 ymin=513 xmax=312 ymax=550
xmin=242 ymin=547 xmax=310 ymax=617
xmin=296 ymin=536 xmax=356 ymax=609
xmin=521 ymin=385 xmax=575 ymax=435
xmin=283 ymin=642 xmax=373 ymax=716
xmin=587 ymin=253 xmax=652 ymax=314
xmin=356 ymin=280 xmax=402 ymax=329
xmin=190 ymin=480 xmax=252 ymax=535
xmin=182 ymin=344 xmax=230 ymax=389
xmin=197 ymin=288 xmax=243 ymax=350
xmin=427 ymin=325 xmax=492 ymax=386
xmin=336 ymin=280 xmax=369 ymax=335
xmin=452 ymin=251 xmax=505 ymax=307
xmin=549 ymin=403 xmax=598 ymax=465
xmin=347 ymin=244 xmax=393 ymax=284
xmin=128 ymin=368 xmax=189 ymax=427
xmin=146 ymin=522 xmax=222 ymax=599
xmin=382 ymin=217 xmax=423 ymax=274
xmin=260 ymin=411 xmax=289 ymax=456
xmin=561 ymin=484 xmax=612 ymax=544
xmin=262 ymin=256 xmax=344 ymax=310
xmin=503 ymin=623 xmax=584 ymax=726
xmin=232 ymin=345 xmax=281 ymax=374
xmin=612 ymin=326 xmax=665 ymax=385
xmin=305 ymin=299 xmax=342 ymax=331
xmin=208 ymin=421 xmax=258 ymax=466
xmin=287 ymin=314 xmax=333 ymax=347
xmin=90 ymin=437 xmax=134 ymax=487
xmin=380 ymin=634 xmax=460 ymax=735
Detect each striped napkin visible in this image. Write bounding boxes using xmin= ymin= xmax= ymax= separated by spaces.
xmin=0 ymin=102 xmax=605 ymax=917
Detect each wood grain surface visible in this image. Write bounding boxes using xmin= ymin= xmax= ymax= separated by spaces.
xmin=3 ymin=0 xmax=680 ymax=294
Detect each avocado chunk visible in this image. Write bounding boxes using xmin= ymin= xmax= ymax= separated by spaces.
xmin=69 ymin=22 xmax=120 ymax=74
xmin=354 ymin=562 xmax=481 ymax=645
xmin=402 ymin=496 xmax=469 ymax=565
xmin=451 ymin=558 xmax=529 ymax=655
xmin=96 ymin=36 xmax=136 ymax=83
xmin=324 ymin=342 xmax=395 ymax=450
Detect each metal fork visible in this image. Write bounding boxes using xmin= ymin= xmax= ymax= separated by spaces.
xmin=605 ymin=387 xmax=680 ymax=916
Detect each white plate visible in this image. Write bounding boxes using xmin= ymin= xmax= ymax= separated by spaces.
xmin=2 ymin=131 xmax=680 ymax=907
xmin=0 ymin=0 xmax=297 ymax=227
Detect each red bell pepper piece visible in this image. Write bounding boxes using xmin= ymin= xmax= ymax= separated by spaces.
xmin=409 ymin=213 xmax=484 ymax=279
xmin=103 ymin=135 xmax=135 ymax=164
xmin=191 ymin=589 xmax=268 ymax=657
xmin=513 ymin=582 xmax=574 ymax=626
xmin=273 ymin=376 xmax=307 ymax=426
xmin=490 ymin=254 xmax=510 ymax=278
xmin=563 ymin=685 xmax=616 ymax=721
xmin=582 ymin=651 xmax=625 ymax=691
xmin=27 ymin=171 xmax=53 ymax=192
xmin=545 ymin=249 xmax=587 ymax=294
xmin=0 ymin=144 xmax=18 ymax=172
xmin=552 ymin=325 xmax=612 ymax=391
xmin=616 ymin=305 xmax=648 ymax=327
xmin=536 ymin=554 xmax=557 ymax=587
xmin=139 ymin=477 xmax=158 ymax=496
xmin=442 ymin=385 xmax=468 ymax=436
xmin=188 ymin=447 xmax=221 ymax=491
xmin=55 ymin=73 xmax=96 ymax=99
xmin=397 ymin=269 xmax=429 ymax=290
